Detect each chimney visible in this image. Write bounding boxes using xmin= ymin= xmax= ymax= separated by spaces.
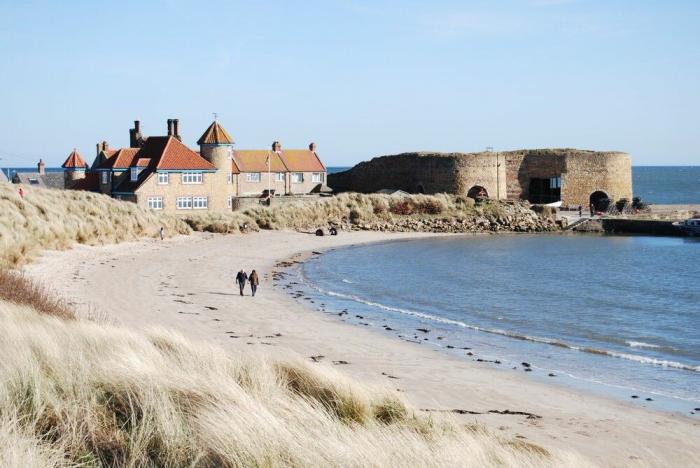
xmin=38 ymin=159 xmax=45 ymax=175
xmin=272 ymin=141 xmax=282 ymax=152
xmin=167 ymin=119 xmax=173 ymax=136
xmin=173 ymin=119 xmax=181 ymax=141
xmin=309 ymin=142 xmax=317 ymax=152
xmin=130 ymin=120 xmax=143 ymax=148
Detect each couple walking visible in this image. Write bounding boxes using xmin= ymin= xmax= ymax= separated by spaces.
xmin=236 ymin=269 xmax=260 ymax=296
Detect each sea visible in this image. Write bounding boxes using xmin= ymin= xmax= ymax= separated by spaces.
xmin=284 ymin=235 xmax=700 ymax=414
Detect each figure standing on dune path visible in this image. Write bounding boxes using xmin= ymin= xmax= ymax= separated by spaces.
xmin=249 ymin=270 xmax=259 ymax=297
xmin=236 ymin=270 xmax=248 ymax=296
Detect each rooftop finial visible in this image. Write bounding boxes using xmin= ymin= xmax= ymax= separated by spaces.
xmin=213 ymin=112 xmax=218 ymax=122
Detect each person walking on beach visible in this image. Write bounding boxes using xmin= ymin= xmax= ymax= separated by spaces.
xmin=578 ymin=205 xmax=582 ymax=217
xmin=235 ymin=269 xmax=248 ymax=296
xmin=589 ymin=203 xmax=595 ymax=217
xmin=159 ymin=227 xmax=165 ymax=241
xmin=249 ymin=270 xmax=259 ymax=297
xmin=18 ymin=187 xmax=24 ymax=199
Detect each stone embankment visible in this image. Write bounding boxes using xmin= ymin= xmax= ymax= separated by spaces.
xmin=336 ymin=203 xmax=559 ymax=234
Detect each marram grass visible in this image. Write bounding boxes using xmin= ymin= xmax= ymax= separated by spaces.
xmin=0 ymin=301 xmax=590 ymax=467
xmin=0 ymin=184 xmax=190 ymax=267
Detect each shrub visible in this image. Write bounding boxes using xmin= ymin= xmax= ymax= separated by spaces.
xmin=390 ymin=199 xmax=415 ymax=215
xmin=0 ymin=270 xmax=73 ymax=320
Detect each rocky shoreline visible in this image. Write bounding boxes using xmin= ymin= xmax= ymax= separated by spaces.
xmin=335 ymin=202 xmax=560 ymax=234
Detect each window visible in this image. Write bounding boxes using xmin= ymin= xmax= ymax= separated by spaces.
xmin=130 ymin=167 xmax=140 ymax=182
xmin=176 ymin=197 xmax=192 ymax=210
xmin=291 ymin=172 xmax=304 ymax=183
xmin=193 ymin=196 xmax=208 ymax=209
xmin=246 ymin=172 xmax=261 ymax=182
xmin=227 ymin=195 xmax=233 ymax=208
xmin=182 ymin=172 xmax=203 ymax=184
xmin=275 ymin=172 xmax=285 ymax=182
xmin=312 ymin=172 xmax=322 ymax=183
xmin=157 ymin=172 xmax=169 ymax=185
xmin=549 ymin=177 xmax=562 ymax=189
xmin=147 ymin=197 xmax=163 ymax=210
xmin=227 ymin=172 xmax=233 ymax=184
xmin=101 ymin=171 xmax=110 ymax=184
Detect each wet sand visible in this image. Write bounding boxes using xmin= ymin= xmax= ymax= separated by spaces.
xmin=25 ymin=231 xmax=700 ymax=467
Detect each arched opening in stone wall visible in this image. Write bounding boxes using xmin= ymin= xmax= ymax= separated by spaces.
xmin=415 ymin=184 xmax=425 ymax=194
xmin=528 ymin=177 xmax=561 ymax=204
xmin=589 ymin=191 xmax=611 ymax=212
xmin=467 ymin=185 xmax=489 ymax=199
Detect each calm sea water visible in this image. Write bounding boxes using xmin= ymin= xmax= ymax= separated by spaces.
xmin=288 ymin=235 xmax=700 ymax=413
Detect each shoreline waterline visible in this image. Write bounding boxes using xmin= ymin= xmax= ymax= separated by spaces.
xmin=275 ymin=233 xmax=700 ymax=415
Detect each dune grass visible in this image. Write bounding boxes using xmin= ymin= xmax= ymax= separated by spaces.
xmin=0 ymin=300 xmax=589 ymax=467
xmin=184 ymin=192 xmax=544 ymax=233
xmin=0 ymin=184 xmax=190 ymax=267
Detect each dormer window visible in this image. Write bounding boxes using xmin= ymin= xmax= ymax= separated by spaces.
xmin=101 ymin=171 xmax=111 ymax=184
xmin=130 ymin=167 xmax=141 ymax=182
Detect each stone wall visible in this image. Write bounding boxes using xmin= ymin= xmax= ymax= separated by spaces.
xmin=329 ymin=152 xmax=506 ymax=198
xmin=331 ymin=149 xmax=632 ymax=207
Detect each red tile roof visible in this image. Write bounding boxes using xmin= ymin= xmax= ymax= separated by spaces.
xmin=197 ymin=121 xmax=234 ymax=145
xmin=278 ymin=150 xmax=326 ymax=172
xmin=233 ymin=150 xmax=287 ymax=173
xmin=151 ymin=137 xmax=216 ymax=170
xmin=231 ymin=159 xmax=241 ymax=174
xmin=61 ymin=149 xmax=88 ymax=169
xmin=100 ymin=148 xmax=140 ymax=169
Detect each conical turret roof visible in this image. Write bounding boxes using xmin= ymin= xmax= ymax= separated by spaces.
xmin=61 ymin=149 xmax=88 ymax=169
xmin=197 ymin=120 xmax=234 ymax=145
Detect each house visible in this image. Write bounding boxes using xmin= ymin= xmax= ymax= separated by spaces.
xmin=82 ymin=119 xmax=328 ymax=213
xmin=12 ymin=159 xmax=65 ymax=189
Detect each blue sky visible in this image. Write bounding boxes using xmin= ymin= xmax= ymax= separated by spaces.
xmin=0 ymin=0 xmax=698 ymax=167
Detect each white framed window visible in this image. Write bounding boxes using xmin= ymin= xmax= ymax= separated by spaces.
xmin=176 ymin=197 xmax=192 ymax=210
xmin=246 ymin=172 xmax=261 ymax=182
xmin=291 ymin=172 xmax=304 ymax=183
xmin=227 ymin=172 xmax=233 ymax=184
xmin=275 ymin=172 xmax=285 ymax=182
xmin=182 ymin=172 xmax=203 ymax=184
xmin=147 ymin=197 xmax=163 ymax=210
xmin=192 ymin=196 xmax=208 ymax=209
xmin=157 ymin=172 xmax=169 ymax=185
xmin=101 ymin=171 xmax=110 ymax=184
xmin=130 ymin=167 xmax=140 ymax=182
xmin=227 ymin=195 xmax=233 ymax=208
xmin=312 ymin=172 xmax=322 ymax=183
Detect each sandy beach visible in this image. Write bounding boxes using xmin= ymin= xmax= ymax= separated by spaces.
xmin=24 ymin=231 xmax=700 ymax=467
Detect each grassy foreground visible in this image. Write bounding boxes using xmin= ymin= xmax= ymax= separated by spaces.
xmin=0 ymin=272 xmax=587 ymax=467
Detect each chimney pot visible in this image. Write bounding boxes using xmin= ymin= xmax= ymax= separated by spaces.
xmin=167 ymin=119 xmax=173 ymax=136
xmin=134 ymin=120 xmax=140 ymax=133
xmin=173 ymin=119 xmax=180 ymax=140
xmin=38 ymin=159 xmax=45 ymax=175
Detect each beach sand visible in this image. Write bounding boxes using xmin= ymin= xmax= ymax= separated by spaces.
xmin=25 ymin=231 xmax=700 ymax=467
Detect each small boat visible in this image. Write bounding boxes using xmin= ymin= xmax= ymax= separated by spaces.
xmin=673 ymin=218 xmax=700 ymax=236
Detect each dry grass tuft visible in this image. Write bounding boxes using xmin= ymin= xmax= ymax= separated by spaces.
xmin=0 ymin=184 xmax=190 ymax=267
xmin=0 ymin=299 xmax=589 ymax=467
xmin=0 ymin=269 xmax=74 ymax=320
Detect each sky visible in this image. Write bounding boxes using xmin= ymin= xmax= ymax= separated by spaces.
xmin=0 ymin=0 xmax=698 ymax=167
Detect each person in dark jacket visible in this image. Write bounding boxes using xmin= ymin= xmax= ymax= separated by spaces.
xmin=249 ymin=270 xmax=260 ymax=297
xmin=235 ymin=270 xmax=248 ymax=296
